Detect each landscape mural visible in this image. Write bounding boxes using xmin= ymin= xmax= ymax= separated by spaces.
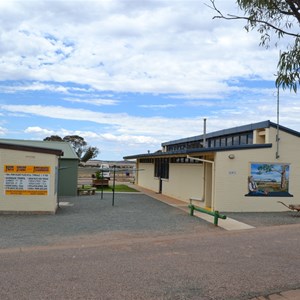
xmin=247 ymin=163 xmax=292 ymax=197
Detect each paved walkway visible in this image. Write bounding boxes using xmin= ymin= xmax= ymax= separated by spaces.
xmin=129 ymin=184 xmax=255 ymax=231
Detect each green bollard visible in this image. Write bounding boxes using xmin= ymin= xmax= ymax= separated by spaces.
xmin=214 ymin=211 xmax=219 ymax=226
xmin=189 ymin=205 xmax=195 ymax=216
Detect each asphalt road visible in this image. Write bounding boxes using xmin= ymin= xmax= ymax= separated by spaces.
xmin=0 ymin=193 xmax=299 ymax=300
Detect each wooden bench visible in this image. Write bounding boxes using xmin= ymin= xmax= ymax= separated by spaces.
xmin=77 ymin=187 xmax=96 ymax=196
xmin=92 ymin=179 xmax=109 ymax=188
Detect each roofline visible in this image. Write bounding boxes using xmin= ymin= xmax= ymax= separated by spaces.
xmin=162 ymin=120 xmax=300 ymax=146
xmin=0 ymin=143 xmax=64 ymax=156
xmin=269 ymin=121 xmax=300 ymax=137
xmin=123 ymin=143 xmax=272 ymax=160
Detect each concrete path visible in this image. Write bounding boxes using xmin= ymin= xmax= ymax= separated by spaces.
xmin=129 ymin=184 xmax=255 ymax=231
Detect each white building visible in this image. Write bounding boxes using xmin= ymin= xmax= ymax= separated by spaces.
xmin=0 ymin=142 xmax=63 ymax=214
xmin=124 ymin=121 xmax=300 ymax=212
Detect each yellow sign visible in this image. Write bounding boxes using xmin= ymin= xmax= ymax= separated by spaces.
xmin=5 ymin=190 xmax=48 ymax=195
xmin=4 ymin=165 xmax=50 ymax=196
xmin=4 ymin=165 xmax=51 ymax=174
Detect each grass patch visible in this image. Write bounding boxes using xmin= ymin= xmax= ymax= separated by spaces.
xmin=97 ymin=184 xmax=138 ymax=193
xmin=78 ymin=184 xmax=138 ymax=193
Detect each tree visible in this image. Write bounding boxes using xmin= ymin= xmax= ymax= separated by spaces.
xmin=63 ymin=135 xmax=87 ymax=158
xmin=43 ymin=135 xmax=63 ymax=141
xmin=209 ymin=0 xmax=300 ymax=92
xmin=80 ymin=146 xmax=100 ymax=163
xmin=43 ymin=135 xmax=99 ymax=162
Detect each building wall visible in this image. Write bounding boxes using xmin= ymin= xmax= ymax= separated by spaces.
xmin=0 ymin=148 xmax=59 ymax=213
xmin=214 ymin=128 xmax=300 ymax=212
xmin=135 ymin=127 xmax=300 ymax=212
xmin=138 ymin=163 xmax=159 ymax=191
xmin=58 ymin=159 xmax=78 ymax=196
xmin=162 ymin=163 xmax=204 ymax=201
xmin=137 ymin=161 xmax=204 ymax=201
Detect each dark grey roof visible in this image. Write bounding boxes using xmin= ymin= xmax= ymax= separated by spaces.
xmin=162 ymin=120 xmax=300 ymax=146
xmin=123 ymin=120 xmax=300 ymax=160
xmin=0 ymin=142 xmax=63 ymax=156
xmin=124 ymin=143 xmax=272 ymax=160
xmin=0 ymin=139 xmax=78 ymax=160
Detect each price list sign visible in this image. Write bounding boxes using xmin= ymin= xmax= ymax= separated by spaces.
xmin=4 ymin=165 xmax=51 ymax=196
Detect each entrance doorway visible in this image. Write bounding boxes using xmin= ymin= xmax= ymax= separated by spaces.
xmin=204 ymin=162 xmax=213 ymax=209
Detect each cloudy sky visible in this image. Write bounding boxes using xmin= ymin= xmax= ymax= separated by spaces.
xmin=0 ymin=0 xmax=299 ymax=160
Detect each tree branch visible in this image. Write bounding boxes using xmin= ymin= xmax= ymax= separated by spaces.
xmin=270 ymin=0 xmax=294 ymax=16
xmin=213 ymin=14 xmax=299 ymax=38
xmin=285 ymin=0 xmax=300 ymax=23
xmin=209 ymin=0 xmax=299 ymax=38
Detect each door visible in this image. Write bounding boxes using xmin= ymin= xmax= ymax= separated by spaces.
xmin=204 ymin=162 xmax=213 ymax=209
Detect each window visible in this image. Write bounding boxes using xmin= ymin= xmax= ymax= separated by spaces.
xmin=247 ymin=133 xmax=253 ymax=144
xmin=240 ymin=134 xmax=247 ymax=145
xmin=220 ymin=137 xmax=226 ymax=147
xmin=233 ymin=135 xmax=240 ymax=146
xmin=154 ymin=158 xmax=169 ymax=179
xmin=170 ymin=156 xmax=203 ymax=164
xmin=226 ymin=136 xmax=233 ymax=146
xmin=139 ymin=158 xmax=154 ymax=163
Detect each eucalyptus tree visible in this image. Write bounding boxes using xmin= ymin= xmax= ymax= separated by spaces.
xmin=209 ymin=0 xmax=300 ymax=92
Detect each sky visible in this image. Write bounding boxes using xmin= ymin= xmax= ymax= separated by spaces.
xmin=0 ymin=0 xmax=299 ymax=161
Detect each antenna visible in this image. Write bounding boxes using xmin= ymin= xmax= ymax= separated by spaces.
xmin=276 ymin=75 xmax=280 ymax=159
xmin=203 ymin=118 xmax=207 ymax=148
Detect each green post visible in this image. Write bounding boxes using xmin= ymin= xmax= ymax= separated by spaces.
xmin=189 ymin=205 xmax=194 ymax=216
xmin=188 ymin=205 xmax=226 ymax=227
xmin=214 ymin=211 xmax=219 ymax=226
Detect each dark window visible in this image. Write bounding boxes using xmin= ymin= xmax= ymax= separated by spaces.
xmin=226 ymin=136 xmax=233 ymax=146
xmin=240 ymin=134 xmax=247 ymax=145
xmin=139 ymin=158 xmax=154 ymax=163
xmin=170 ymin=157 xmax=202 ymax=164
xmin=247 ymin=133 xmax=253 ymax=144
xmin=221 ymin=137 xmax=226 ymax=147
xmin=187 ymin=141 xmax=201 ymax=149
xmin=233 ymin=135 xmax=240 ymax=146
xmin=154 ymin=158 xmax=169 ymax=179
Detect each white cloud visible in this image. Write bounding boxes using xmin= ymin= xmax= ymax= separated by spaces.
xmin=101 ymin=133 xmax=158 ymax=144
xmin=24 ymin=126 xmax=54 ymax=135
xmin=3 ymin=98 xmax=296 ymax=141
xmin=0 ymin=126 xmax=7 ymax=135
xmin=2 ymin=104 xmax=204 ymax=139
xmin=139 ymin=104 xmax=176 ymax=109
xmin=0 ymin=82 xmax=75 ymax=94
xmin=63 ymin=98 xmax=119 ymax=106
xmin=23 ymin=126 xmax=159 ymax=149
xmin=0 ymin=0 xmax=280 ymax=96
xmin=1 ymin=0 xmax=299 ymax=160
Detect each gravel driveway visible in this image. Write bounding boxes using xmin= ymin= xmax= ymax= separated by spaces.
xmin=0 ymin=193 xmax=218 ymax=249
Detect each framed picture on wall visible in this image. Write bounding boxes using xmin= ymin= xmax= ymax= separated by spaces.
xmin=246 ymin=163 xmax=292 ymax=197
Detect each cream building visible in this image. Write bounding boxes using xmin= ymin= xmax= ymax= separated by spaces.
xmin=124 ymin=121 xmax=300 ymax=212
xmin=0 ymin=139 xmax=79 ymax=197
xmin=0 ymin=142 xmax=63 ymax=214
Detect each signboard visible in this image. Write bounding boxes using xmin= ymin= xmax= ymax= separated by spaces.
xmin=4 ymin=165 xmax=51 ymax=196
